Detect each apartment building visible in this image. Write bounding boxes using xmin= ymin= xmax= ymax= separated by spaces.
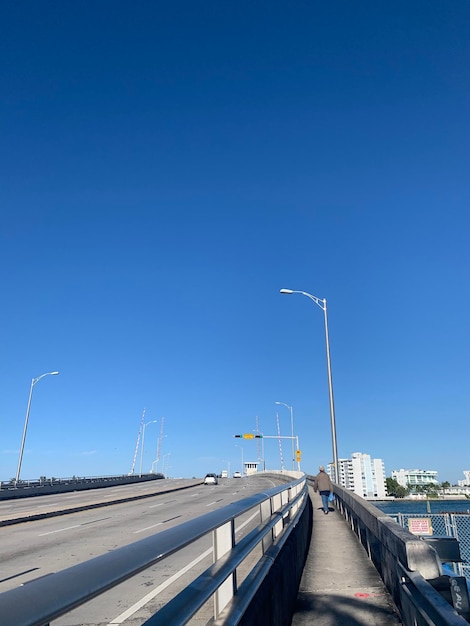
xmin=458 ymin=470 xmax=470 ymax=487
xmin=391 ymin=468 xmax=438 ymax=488
xmin=328 ymin=452 xmax=387 ymax=499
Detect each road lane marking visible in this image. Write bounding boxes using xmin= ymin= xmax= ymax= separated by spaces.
xmin=107 ymin=547 xmax=212 ymax=624
xmin=134 ymin=515 xmax=182 ymax=534
xmin=149 ymin=499 xmax=175 ymax=509
xmin=206 ymin=499 xmax=224 ymax=507
xmin=39 ymin=524 xmax=82 ymax=536
xmin=38 ymin=516 xmax=111 ymax=535
xmin=237 ymin=511 xmax=257 ymax=532
xmin=133 ymin=522 xmax=163 ymax=533
xmin=81 ymin=517 xmax=112 ymax=526
xmin=107 ymin=508 xmax=260 ymax=624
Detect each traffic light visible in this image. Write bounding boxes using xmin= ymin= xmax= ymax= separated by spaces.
xmin=233 ymin=435 xmax=242 ymax=438
xmin=296 ymin=450 xmax=302 ymax=462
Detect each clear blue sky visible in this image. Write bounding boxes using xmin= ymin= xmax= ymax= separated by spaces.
xmin=1 ymin=1 xmax=469 ymax=484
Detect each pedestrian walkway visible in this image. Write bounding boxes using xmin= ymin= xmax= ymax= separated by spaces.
xmin=292 ymin=488 xmax=403 ymax=625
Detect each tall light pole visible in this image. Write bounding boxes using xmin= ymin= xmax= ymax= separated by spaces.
xmin=221 ymin=459 xmax=231 ymax=476
xmin=275 ymin=401 xmax=295 ymax=471
xmin=15 ymin=371 xmax=59 ymax=484
xmin=252 ymin=430 xmax=265 ymax=471
xmin=280 ymin=288 xmax=338 ymax=480
xmin=235 ymin=444 xmax=244 ymax=475
xmin=139 ymin=420 xmax=158 ymax=477
xmin=163 ymin=452 xmax=171 ymax=477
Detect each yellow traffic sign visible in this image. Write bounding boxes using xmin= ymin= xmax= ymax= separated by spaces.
xmin=243 ymin=433 xmax=254 ymax=439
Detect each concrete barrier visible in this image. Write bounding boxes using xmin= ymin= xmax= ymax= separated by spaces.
xmin=331 ymin=482 xmax=470 ymax=624
xmin=226 ymin=494 xmax=313 ymax=626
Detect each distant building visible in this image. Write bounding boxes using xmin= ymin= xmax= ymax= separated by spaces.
xmin=391 ymin=469 xmax=438 ymax=488
xmin=458 ymin=471 xmax=470 ymax=487
xmin=243 ymin=461 xmax=259 ymax=476
xmin=328 ymin=452 xmax=387 ymax=499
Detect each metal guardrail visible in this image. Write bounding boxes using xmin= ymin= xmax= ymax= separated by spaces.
xmin=399 ymin=564 xmax=470 ymax=626
xmin=0 ymin=473 xmax=308 ymax=626
xmin=0 ymin=473 xmax=164 ymax=499
xmin=0 ymin=473 xmax=155 ymax=488
xmin=390 ymin=512 xmax=470 ymax=580
xmin=330 ymin=482 xmax=470 ymax=625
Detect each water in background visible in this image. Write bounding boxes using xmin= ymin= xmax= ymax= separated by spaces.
xmin=373 ymin=499 xmax=470 ymax=515
xmin=373 ymin=499 xmax=470 ymax=581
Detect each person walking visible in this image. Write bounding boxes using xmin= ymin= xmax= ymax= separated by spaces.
xmin=313 ymin=465 xmax=333 ymax=514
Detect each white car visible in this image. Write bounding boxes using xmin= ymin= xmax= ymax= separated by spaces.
xmin=233 ymin=471 xmax=242 ymax=478
xmin=203 ymin=473 xmax=218 ymax=485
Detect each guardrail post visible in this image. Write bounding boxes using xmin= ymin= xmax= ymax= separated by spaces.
xmin=213 ymin=520 xmax=236 ymax=618
xmin=272 ymin=493 xmax=284 ymax=538
xmin=260 ymin=499 xmax=272 ymax=553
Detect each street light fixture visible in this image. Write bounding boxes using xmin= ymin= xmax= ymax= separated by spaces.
xmin=15 ymin=371 xmax=60 ymax=484
xmin=280 ymin=288 xmax=338 ymax=480
xmin=139 ymin=420 xmax=158 ymax=477
xmin=275 ymin=401 xmax=296 ymax=471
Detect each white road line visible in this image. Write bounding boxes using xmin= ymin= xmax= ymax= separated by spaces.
xmin=107 ymin=547 xmax=212 ymax=625
xmin=110 ymin=511 xmax=259 ymax=623
xmin=39 ymin=524 xmax=82 ymax=536
xmin=148 ymin=503 xmax=165 ymax=509
xmin=133 ymin=522 xmax=164 ymax=534
xmin=237 ymin=511 xmax=258 ymax=532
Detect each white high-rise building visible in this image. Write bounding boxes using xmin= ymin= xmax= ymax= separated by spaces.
xmin=391 ymin=469 xmax=438 ymax=488
xmin=458 ymin=471 xmax=470 ymax=487
xmin=328 ymin=452 xmax=387 ymax=499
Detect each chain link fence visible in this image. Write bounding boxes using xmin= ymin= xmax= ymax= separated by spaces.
xmin=389 ymin=513 xmax=470 ymax=578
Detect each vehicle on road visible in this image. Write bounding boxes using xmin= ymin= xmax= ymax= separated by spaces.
xmin=203 ymin=473 xmax=218 ymax=485
xmin=220 ymin=470 xmax=228 ymax=478
xmin=233 ymin=471 xmax=242 ymax=478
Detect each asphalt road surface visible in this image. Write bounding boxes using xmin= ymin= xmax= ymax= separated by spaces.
xmin=1 ymin=475 xmax=283 ymax=625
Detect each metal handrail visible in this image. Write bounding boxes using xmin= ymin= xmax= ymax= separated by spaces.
xmin=399 ymin=563 xmax=469 ymax=626
xmin=144 ymin=481 xmax=307 ymax=625
xmin=330 ymin=480 xmax=470 ymax=626
xmin=0 ymin=474 xmax=307 ymax=626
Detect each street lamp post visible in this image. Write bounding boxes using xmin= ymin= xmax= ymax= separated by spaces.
xmin=280 ymin=288 xmax=338 ymax=480
xmin=235 ymin=444 xmax=244 ymax=475
xmin=163 ymin=452 xmax=171 ymax=477
xmin=252 ymin=430 xmax=265 ymax=471
xmin=275 ymin=401 xmax=295 ymax=471
xmin=15 ymin=371 xmax=59 ymax=484
xmin=139 ymin=420 xmax=158 ymax=477
xmin=221 ymin=459 xmax=231 ymax=476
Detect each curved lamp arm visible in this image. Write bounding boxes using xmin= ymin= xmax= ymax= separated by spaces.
xmin=280 ymin=287 xmax=338 ymax=479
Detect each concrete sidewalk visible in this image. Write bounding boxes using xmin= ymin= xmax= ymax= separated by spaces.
xmin=291 ymin=488 xmax=403 ymax=625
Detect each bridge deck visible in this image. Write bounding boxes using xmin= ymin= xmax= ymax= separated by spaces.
xmin=292 ymin=488 xmax=403 ymax=625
